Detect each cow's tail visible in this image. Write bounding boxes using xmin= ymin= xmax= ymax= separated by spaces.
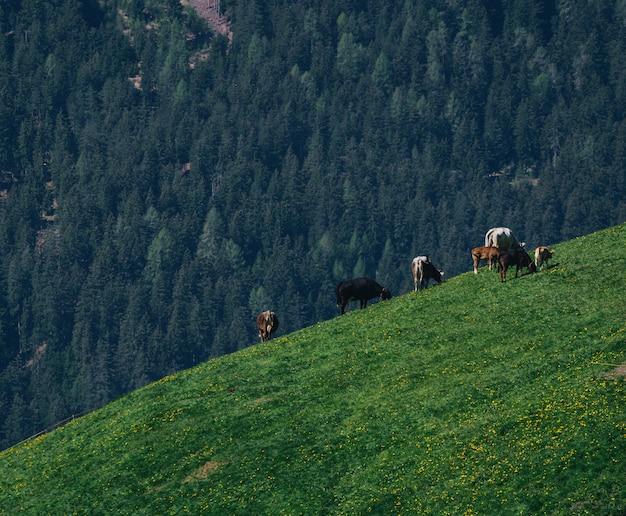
xmin=335 ymin=285 xmax=341 ymax=307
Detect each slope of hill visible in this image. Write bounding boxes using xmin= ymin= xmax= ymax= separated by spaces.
xmin=1 ymin=224 xmax=625 ymax=514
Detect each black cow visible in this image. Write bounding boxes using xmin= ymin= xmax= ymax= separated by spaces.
xmin=335 ymin=277 xmax=391 ymax=315
xmin=498 ymin=249 xmax=537 ymax=282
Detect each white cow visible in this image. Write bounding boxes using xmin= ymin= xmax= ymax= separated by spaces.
xmin=411 ymin=256 xmax=444 ymax=291
xmin=484 ymin=227 xmax=525 ymax=252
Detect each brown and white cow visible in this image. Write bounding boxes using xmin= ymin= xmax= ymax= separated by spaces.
xmin=498 ymin=249 xmax=536 ymax=282
xmin=411 ymin=256 xmax=444 ymax=291
xmin=335 ymin=277 xmax=391 ymax=315
xmin=534 ymin=246 xmax=555 ymax=270
xmin=485 ymin=227 xmax=525 ymax=252
xmin=471 ymin=246 xmax=500 ymax=274
xmin=256 ymin=310 xmax=279 ymax=342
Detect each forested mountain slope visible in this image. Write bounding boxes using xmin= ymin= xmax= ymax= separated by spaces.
xmin=1 ymin=0 xmax=625 ymax=449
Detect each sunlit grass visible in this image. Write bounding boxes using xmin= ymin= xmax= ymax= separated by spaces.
xmin=1 ymin=224 xmax=625 ymax=514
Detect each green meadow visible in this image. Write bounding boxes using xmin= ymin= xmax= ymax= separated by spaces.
xmin=1 ymin=224 xmax=625 ymax=515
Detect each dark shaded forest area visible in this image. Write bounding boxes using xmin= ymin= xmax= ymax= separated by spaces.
xmin=0 ymin=0 xmax=625 ymax=448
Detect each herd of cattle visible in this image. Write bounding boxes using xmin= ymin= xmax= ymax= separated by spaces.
xmin=256 ymin=227 xmax=555 ymax=341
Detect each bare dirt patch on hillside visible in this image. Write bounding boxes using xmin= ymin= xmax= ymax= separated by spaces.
xmin=183 ymin=460 xmax=224 ymax=482
xmin=601 ymin=362 xmax=626 ymax=380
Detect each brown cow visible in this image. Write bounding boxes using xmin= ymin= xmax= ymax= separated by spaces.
xmin=534 ymin=246 xmax=555 ymax=270
xmin=498 ymin=249 xmax=537 ymax=282
xmin=256 ymin=310 xmax=279 ymax=342
xmin=471 ymin=246 xmax=500 ymax=274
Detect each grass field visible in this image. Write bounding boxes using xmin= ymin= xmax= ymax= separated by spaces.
xmin=1 ymin=224 xmax=625 ymax=514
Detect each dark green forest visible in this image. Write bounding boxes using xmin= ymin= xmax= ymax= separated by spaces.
xmin=1 ymin=0 xmax=625 ymax=449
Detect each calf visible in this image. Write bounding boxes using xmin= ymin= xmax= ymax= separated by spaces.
xmin=498 ymin=249 xmax=537 ymax=282
xmin=256 ymin=310 xmax=279 ymax=342
xmin=471 ymin=246 xmax=500 ymax=274
xmin=335 ymin=277 xmax=391 ymax=315
xmin=411 ymin=256 xmax=444 ymax=291
xmin=534 ymin=246 xmax=555 ymax=270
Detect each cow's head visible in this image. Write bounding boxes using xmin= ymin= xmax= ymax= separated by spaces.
xmin=432 ymin=270 xmax=444 ymax=283
xmin=381 ymin=288 xmax=392 ymax=300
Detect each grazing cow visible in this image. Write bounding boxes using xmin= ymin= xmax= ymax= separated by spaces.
xmin=498 ymin=249 xmax=537 ymax=282
xmin=485 ymin=227 xmax=525 ymax=252
xmin=471 ymin=246 xmax=500 ymax=274
xmin=256 ymin=310 xmax=279 ymax=342
xmin=335 ymin=277 xmax=391 ymax=315
xmin=411 ymin=256 xmax=444 ymax=291
xmin=534 ymin=246 xmax=555 ymax=270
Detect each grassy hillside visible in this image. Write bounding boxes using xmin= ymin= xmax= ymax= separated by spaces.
xmin=1 ymin=224 xmax=625 ymax=514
